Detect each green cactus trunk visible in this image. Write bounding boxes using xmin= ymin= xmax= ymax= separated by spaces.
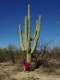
xmin=26 ymin=0 xmax=31 ymax=63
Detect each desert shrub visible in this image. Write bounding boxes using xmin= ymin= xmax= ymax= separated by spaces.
xmin=0 ymin=48 xmax=10 ymax=62
xmin=0 ymin=45 xmax=17 ymax=63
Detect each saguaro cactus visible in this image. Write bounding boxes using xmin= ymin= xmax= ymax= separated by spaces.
xmin=19 ymin=0 xmax=40 ymax=63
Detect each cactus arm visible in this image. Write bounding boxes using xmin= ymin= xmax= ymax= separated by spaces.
xmin=31 ymin=16 xmax=40 ymax=54
xmin=24 ymin=16 xmax=27 ymax=50
xmin=19 ymin=24 xmax=25 ymax=51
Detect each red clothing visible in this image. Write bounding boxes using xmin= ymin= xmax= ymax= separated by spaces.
xmin=23 ymin=63 xmax=31 ymax=71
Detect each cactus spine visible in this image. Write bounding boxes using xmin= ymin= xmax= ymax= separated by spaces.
xmin=19 ymin=0 xmax=40 ymax=63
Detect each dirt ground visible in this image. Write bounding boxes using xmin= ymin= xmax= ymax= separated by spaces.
xmin=0 ymin=62 xmax=60 ymax=80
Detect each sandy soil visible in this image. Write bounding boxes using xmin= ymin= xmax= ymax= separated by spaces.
xmin=0 ymin=62 xmax=60 ymax=80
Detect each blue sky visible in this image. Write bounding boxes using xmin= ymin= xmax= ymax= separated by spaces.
xmin=0 ymin=0 xmax=60 ymax=48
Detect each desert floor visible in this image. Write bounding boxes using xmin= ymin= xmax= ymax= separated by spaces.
xmin=0 ymin=62 xmax=60 ymax=80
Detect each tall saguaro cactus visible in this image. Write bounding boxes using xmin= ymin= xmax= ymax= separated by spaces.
xmin=19 ymin=0 xmax=40 ymax=63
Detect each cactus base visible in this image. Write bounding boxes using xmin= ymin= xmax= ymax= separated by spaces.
xmin=27 ymin=53 xmax=31 ymax=63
